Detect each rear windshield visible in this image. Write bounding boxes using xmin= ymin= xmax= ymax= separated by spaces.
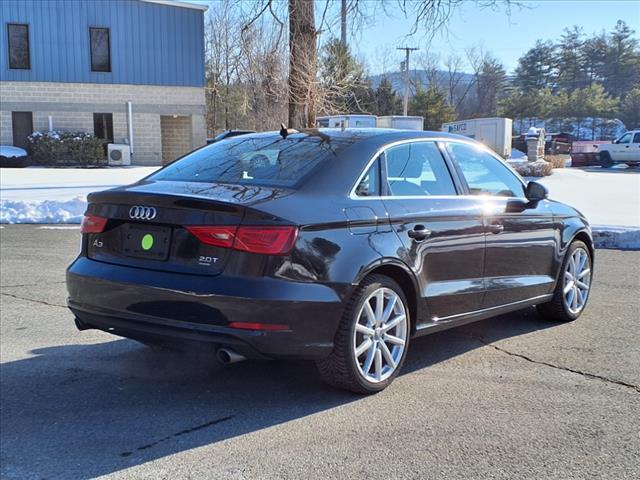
xmin=149 ymin=134 xmax=353 ymax=188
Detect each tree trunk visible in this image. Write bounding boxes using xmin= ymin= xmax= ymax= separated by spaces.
xmin=288 ymin=0 xmax=317 ymax=128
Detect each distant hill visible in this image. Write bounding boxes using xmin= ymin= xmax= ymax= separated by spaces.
xmin=369 ymin=69 xmax=474 ymax=92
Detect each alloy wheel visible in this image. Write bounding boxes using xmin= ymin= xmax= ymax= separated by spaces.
xmin=563 ymin=247 xmax=591 ymax=315
xmin=352 ymin=287 xmax=408 ymax=383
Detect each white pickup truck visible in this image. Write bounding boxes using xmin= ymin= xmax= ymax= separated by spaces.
xmin=597 ymin=130 xmax=640 ymax=167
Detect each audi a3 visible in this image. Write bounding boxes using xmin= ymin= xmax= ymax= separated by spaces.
xmin=67 ymin=129 xmax=594 ymax=393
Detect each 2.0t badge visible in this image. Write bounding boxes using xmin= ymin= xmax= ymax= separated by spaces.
xmin=129 ymin=206 xmax=157 ymax=221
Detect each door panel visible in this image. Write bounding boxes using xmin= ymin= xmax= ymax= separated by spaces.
xmin=444 ymin=141 xmax=559 ymax=309
xmin=384 ymin=198 xmax=486 ymax=320
xmin=380 ymin=140 xmax=486 ymax=321
xmin=482 ymin=199 xmax=557 ymax=306
xmin=11 ymin=111 xmax=33 ymax=150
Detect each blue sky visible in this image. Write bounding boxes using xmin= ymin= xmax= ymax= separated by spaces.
xmin=188 ymin=0 xmax=640 ymax=74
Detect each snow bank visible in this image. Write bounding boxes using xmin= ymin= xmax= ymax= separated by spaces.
xmin=592 ymin=225 xmax=640 ymax=250
xmin=1 ymin=166 xmax=159 ymax=224
xmin=0 ymin=197 xmax=87 ymax=224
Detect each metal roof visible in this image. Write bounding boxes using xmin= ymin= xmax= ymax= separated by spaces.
xmin=140 ymin=0 xmax=208 ymax=11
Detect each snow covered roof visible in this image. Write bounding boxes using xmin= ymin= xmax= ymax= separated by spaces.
xmin=140 ymin=0 xmax=208 ymax=12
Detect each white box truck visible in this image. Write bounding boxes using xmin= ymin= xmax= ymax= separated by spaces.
xmin=315 ymin=115 xmax=377 ymax=128
xmin=376 ymin=116 xmax=424 ymax=130
xmin=441 ymin=117 xmax=513 ymax=158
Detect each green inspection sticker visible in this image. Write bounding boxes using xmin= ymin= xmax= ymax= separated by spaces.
xmin=141 ymin=234 xmax=154 ymax=251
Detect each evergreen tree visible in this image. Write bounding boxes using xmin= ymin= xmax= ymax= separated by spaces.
xmin=582 ymin=32 xmax=609 ymax=87
xmin=408 ymin=85 xmax=456 ymax=131
xmin=318 ymin=38 xmax=370 ymax=114
xmin=603 ymin=21 xmax=640 ymax=99
xmin=475 ymin=55 xmax=507 ymax=117
xmin=514 ymin=40 xmax=558 ymax=93
xmin=373 ymin=76 xmax=401 ymax=116
xmin=567 ymin=84 xmax=618 ymax=139
xmin=618 ymin=87 xmax=640 ymax=130
xmin=556 ymin=26 xmax=588 ymax=91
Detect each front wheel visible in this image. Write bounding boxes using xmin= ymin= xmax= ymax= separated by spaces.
xmin=316 ymin=274 xmax=410 ymax=394
xmin=537 ymin=240 xmax=592 ymax=322
xmin=600 ymin=152 xmax=614 ymax=168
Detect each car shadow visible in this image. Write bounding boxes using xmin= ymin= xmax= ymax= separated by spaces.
xmin=0 ymin=307 xmax=553 ymax=479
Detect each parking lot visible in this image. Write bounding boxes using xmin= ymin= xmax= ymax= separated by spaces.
xmin=1 ymin=225 xmax=639 ymax=479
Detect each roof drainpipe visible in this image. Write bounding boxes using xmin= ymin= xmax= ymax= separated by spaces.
xmin=127 ymin=101 xmax=134 ymax=155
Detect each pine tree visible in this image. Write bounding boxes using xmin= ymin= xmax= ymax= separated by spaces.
xmin=373 ymin=76 xmax=401 ymax=116
xmin=318 ymin=38 xmax=369 ymax=114
xmin=618 ymin=87 xmax=640 ymax=130
xmin=408 ymin=85 xmax=456 ymax=131
xmin=603 ymin=21 xmax=640 ymax=99
xmin=475 ymin=56 xmax=507 ymax=117
xmin=514 ymin=40 xmax=558 ymax=93
xmin=556 ymin=26 xmax=588 ymax=91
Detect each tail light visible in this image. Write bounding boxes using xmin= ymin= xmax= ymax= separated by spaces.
xmin=186 ymin=225 xmax=298 ymax=255
xmin=81 ymin=215 xmax=108 ymax=233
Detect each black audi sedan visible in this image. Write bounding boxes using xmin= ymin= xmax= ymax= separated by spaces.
xmin=67 ymin=129 xmax=593 ymax=393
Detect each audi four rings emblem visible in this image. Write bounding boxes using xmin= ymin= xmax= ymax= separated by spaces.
xmin=129 ymin=206 xmax=157 ymax=220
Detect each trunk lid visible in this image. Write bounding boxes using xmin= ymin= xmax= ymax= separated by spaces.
xmin=84 ymin=180 xmax=294 ymax=276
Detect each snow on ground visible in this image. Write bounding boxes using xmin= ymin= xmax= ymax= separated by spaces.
xmin=529 ymin=166 xmax=640 ymax=228
xmin=0 ymin=167 xmax=158 ymax=223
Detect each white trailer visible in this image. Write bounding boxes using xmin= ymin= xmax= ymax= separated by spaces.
xmin=376 ymin=116 xmax=424 ymax=130
xmin=441 ymin=117 xmax=513 ymax=158
xmin=315 ymin=115 xmax=377 ymax=128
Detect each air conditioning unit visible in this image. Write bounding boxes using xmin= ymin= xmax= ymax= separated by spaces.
xmin=108 ymin=144 xmax=131 ymax=166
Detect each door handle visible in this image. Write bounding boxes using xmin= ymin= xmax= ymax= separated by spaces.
xmin=488 ymin=223 xmax=504 ymax=234
xmin=408 ymin=225 xmax=431 ymax=241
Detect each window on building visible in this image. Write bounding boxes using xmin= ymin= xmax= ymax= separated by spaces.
xmin=7 ymin=23 xmax=30 ymax=69
xmin=89 ymin=27 xmax=111 ymax=72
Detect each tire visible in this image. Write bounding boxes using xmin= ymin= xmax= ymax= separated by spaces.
xmin=600 ymin=152 xmax=613 ymax=168
xmin=537 ymin=240 xmax=592 ymax=322
xmin=316 ymin=274 xmax=411 ymax=394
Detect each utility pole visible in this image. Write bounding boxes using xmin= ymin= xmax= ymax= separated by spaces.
xmin=397 ymin=47 xmax=418 ymax=116
xmin=340 ymin=0 xmax=347 ymax=47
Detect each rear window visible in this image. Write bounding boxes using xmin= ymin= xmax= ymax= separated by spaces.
xmin=150 ymin=134 xmax=352 ymax=188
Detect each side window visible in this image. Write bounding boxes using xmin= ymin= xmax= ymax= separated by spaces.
xmin=354 ymin=157 xmax=380 ymax=197
xmin=446 ymin=142 xmax=525 ymax=198
xmin=617 ymin=133 xmax=632 ymax=144
xmin=632 ymin=133 xmax=640 ymax=144
xmin=7 ymin=23 xmax=30 ymax=70
xmin=384 ymin=142 xmax=456 ymax=196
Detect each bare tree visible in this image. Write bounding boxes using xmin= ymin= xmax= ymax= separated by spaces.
xmin=288 ymin=0 xmax=318 ymax=127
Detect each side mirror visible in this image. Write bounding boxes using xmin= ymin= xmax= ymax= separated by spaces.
xmin=525 ymin=181 xmax=548 ymax=202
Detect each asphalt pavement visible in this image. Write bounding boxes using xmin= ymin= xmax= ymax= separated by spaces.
xmin=1 ymin=225 xmax=639 ymax=479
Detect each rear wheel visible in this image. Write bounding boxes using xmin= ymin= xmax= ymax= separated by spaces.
xmin=600 ymin=152 xmax=613 ymax=168
xmin=316 ymin=274 xmax=410 ymax=394
xmin=537 ymin=240 xmax=592 ymax=322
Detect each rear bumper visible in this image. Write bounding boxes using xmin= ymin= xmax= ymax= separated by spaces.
xmin=66 ymin=257 xmax=346 ymax=359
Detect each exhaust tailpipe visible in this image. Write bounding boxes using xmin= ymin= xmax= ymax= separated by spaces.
xmin=216 ymin=348 xmax=247 ymax=364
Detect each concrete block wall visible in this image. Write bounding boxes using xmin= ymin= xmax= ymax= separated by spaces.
xmin=160 ymin=116 xmax=193 ymax=164
xmin=0 ymin=81 xmax=206 ymax=165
